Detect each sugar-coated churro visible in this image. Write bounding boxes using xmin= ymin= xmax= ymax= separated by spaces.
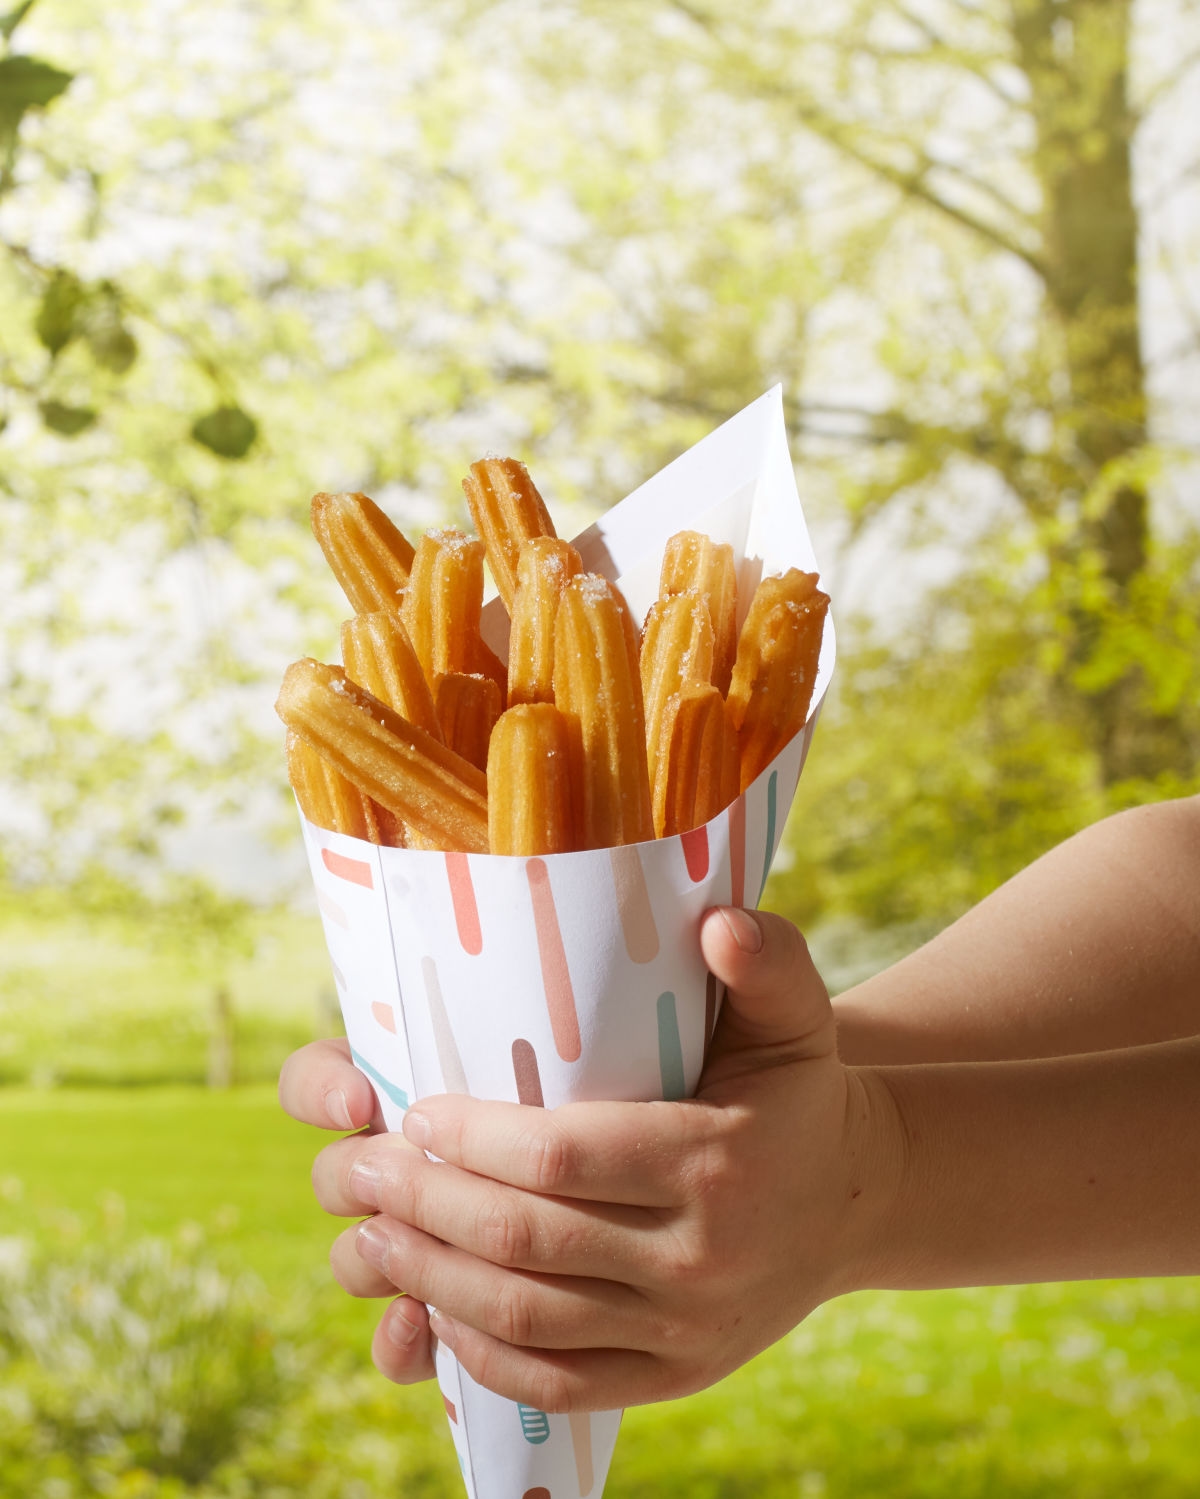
xmin=311 ymin=491 xmax=415 ymax=616
xmin=508 ymin=537 xmax=584 ymax=707
xmin=341 ymin=612 xmax=443 ymax=741
xmin=553 ymin=572 xmax=653 ymax=849
xmin=487 ymin=703 xmax=575 ymax=855
xmin=659 ymin=531 xmax=738 ymax=695
xmin=726 ymin=569 xmax=828 ymax=791
xmin=654 ymin=686 xmax=740 ymax=837
xmin=286 ymin=729 xmax=404 ymax=845
xmin=640 ymin=591 xmax=715 ymax=814
xmin=436 ymin=672 xmax=503 ymax=773
xmin=401 ymin=528 xmax=487 ymax=689
xmin=462 ymin=457 xmax=557 ymax=612
xmin=277 ymin=659 xmax=488 ymax=854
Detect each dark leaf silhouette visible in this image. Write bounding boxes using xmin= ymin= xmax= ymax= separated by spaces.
xmin=191 ymin=404 xmax=258 ymax=459
xmin=39 ymin=398 xmax=97 ymax=436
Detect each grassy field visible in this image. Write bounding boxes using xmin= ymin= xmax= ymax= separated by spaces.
xmin=3 ymin=1084 xmax=1199 ymax=1497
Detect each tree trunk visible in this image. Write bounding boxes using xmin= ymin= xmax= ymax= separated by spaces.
xmin=1014 ymin=0 xmax=1188 ymax=781
xmin=207 ymin=984 xmax=235 ymax=1089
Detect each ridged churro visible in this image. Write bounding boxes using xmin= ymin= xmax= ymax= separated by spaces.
xmin=508 ymin=538 xmax=583 ymax=706
xmin=553 ymin=573 xmax=653 ymax=849
xmin=640 ymin=591 xmax=715 ymax=814
xmin=311 ymin=491 xmax=414 ymax=616
xmin=726 ymin=569 xmax=829 ymax=791
xmin=277 ymin=659 xmax=488 ymax=854
xmin=286 ymin=729 xmax=403 ymax=845
xmin=436 ymin=673 xmax=503 ymax=773
xmin=487 ymin=703 xmax=575 ymax=855
xmin=462 ymin=457 xmax=556 ymax=612
xmin=654 ymin=686 xmax=739 ymax=837
xmin=401 ymin=528 xmax=487 ymax=689
xmin=341 ymin=612 xmax=442 ymax=741
xmin=659 ymin=531 xmax=738 ymax=695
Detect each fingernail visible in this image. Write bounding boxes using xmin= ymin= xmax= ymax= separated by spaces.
xmin=388 ymin=1302 xmax=421 ymax=1348
xmin=327 ymin=1088 xmax=354 ymax=1131
xmin=356 ymin=1218 xmax=390 ymax=1273
xmin=403 ymin=1111 xmax=431 ymax=1149
xmin=720 ymin=907 xmax=763 ymax=954
xmin=348 ymin=1159 xmax=383 ymax=1208
xmin=428 ymin=1308 xmax=456 ymax=1351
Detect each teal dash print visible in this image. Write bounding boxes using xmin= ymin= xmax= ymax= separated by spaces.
xmin=758 ymin=770 xmax=778 ymax=903
xmin=349 ymin=1048 xmax=409 ymax=1111
xmin=657 ymin=992 xmax=685 ymax=1101
xmin=518 ymin=1404 xmax=551 ymax=1444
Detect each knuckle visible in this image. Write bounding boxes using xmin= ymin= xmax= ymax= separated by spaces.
xmin=526 ymin=1122 xmax=578 ymax=1194
xmin=524 ymin=1364 xmax=572 ymax=1415
xmin=488 ymin=1283 xmax=537 ymax=1347
xmin=478 ymin=1199 xmax=534 ymax=1267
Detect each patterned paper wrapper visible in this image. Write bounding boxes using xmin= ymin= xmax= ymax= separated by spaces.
xmin=298 ymin=386 xmax=835 ymax=1499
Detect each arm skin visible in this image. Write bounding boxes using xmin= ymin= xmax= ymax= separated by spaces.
xmin=278 ymin=795 xmax=1200 ymax=1411
xmin=835 ymin=795 xmax=1200 ymax=1064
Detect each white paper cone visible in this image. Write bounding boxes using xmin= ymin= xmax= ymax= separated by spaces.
xmin=299 ymin=386 xmax=834 ymax=1499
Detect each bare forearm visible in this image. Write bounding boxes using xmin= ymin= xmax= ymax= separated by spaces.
xmin=835 ymin=796 xmax=1200 ymax=1065
xmin=858 ymin=1035 xmax=1200 ymax=1291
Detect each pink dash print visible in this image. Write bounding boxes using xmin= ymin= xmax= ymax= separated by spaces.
xmin=609 ymin=845 xmax=659 ymax=963
xmin=321 ymin=848 xmax=374 ymax=888
xmin=512 ymin=1039 xmax=545 ymax=1107
xmin=570 ymin=1410 xmax=595 ymax=1495
xmin=444 ymin=853 xmax=483 ymax=955
xmin=316 ymin=888 xmax=349 ymax=929
xmin=522 ymin=1490 xmax=551 ymax=1499
xmin=728 ymin=795 xmax=747 ymax=908
xmin=680 ymin=825 xmax=709 ymax=882
xmin=526 ymin=858 xmax=581 ymax=1063
xmin=371 ymin=1002 xmax=396 ymax=1033
xmin=442 ymin=1394 xmax=457 ymax=1425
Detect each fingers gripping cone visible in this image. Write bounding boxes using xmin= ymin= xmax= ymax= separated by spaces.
xmin=298 ymin=387 xmax=835 ymax=1499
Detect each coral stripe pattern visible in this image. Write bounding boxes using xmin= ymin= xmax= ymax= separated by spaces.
xmin=679 ymin=824 xmax=709 ymax=882
xmin=512 ymin=1038 xmax=545 ymax=1107
xmin=321 ymin=847 xmax=374 ymax=888
xmin=316 ymin=888 xmax=349 ymax=929
xmin=371 ymin=1002 xmax=397 ymax=1033
xmin=608 ymin=844 xmax=659 ymax=963
xmin=570 ymin=1410 xmax=595 ymax=1495
xmin=444 ymin=852 xmax=483 ymax=955
xmin=526 ymin=859 xmax=582 ymax=1063
xmin=421 ymin=955 xmax=470 ymax=1093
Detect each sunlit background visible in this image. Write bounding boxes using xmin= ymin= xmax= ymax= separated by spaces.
xmin=1 ymin=0 xmax=1198 ymax=1493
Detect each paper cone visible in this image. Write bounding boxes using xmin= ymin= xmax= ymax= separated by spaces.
xmin=298 ymin=386 xmax=835 ymax=1499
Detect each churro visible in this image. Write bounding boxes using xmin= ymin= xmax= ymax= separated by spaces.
xmin=654 ymin=686 xmax=740 ymax=837
xmin=341 ymin=612 xmax=442 ymax=741
xmin=462 ymin=457 xmax=556 ymax=612
xmin=286 ymin=729 xmax=403 ymax=845
xmin=311 ymin=491 xmax=414 ymax=616
xmin=726 ymin=569 xmax=829 ymax=791
xmin=508 ymin=538 xmax=583 ymax=706
xmin=277 ymin=659 xmax=488 ymax=854
xmin=436 ymin=672 xmax=503 ymax=773
xmin=640 ymin=591 xmax=715 ymax=816
xmin=553 ymin=573 xmax=653 ymax=849
xmin=401 ymin=528 xmax=487 ymax=689
xmin=487 ymin=703 xmax=575 ymax=855
xmin=659 ymin=531 xmax=738 ymax=695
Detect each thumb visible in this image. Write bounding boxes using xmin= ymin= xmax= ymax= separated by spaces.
xmin=699 ymin=907 xmax=833 ymax=1059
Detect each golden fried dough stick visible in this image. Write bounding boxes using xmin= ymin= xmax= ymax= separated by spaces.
xmin=659 ymin=530 xmax=739 ymax=696
xmin=640 ymin=591 xmax=715 ymax=811
xmin=553 ymin=573 xmax=653 ymax=849
xmin=487 ymin=703 xmax=576 ymax=855
xmin=436 ymin=672 xmax=503 ymax=773
xmin=726 ymin=570 xmax=829 ymax=791
xmin=462 ymin=457 xmax=557 ymax=612
xmin=276 ymin=659 xmax=488 ymax=854
xmin=400 ymin=528 xmax=487 ymax=691
xmin=341 ymin=612 xmax=442 ymax=742
xmin=654 ymin=686 xmax=740 ymax=838
xmin=286 ymin=730 xmax=404 ymax=845
xmin=311 ymin=492 xmax=415 ymax=616
xmin=508 ymin=537 xmax=584 ymax=707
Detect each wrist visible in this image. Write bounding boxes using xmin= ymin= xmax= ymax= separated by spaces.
xmin=825 ymin=1064 xmax=911 ymax=1298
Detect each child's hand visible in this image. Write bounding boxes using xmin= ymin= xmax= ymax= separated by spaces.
xmin=280 ymin=909 xmax=904 ymax=1410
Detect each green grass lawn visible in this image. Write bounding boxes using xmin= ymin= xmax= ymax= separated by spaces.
xmin=2 ymin=1084 xmax=1198 ymax=1497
